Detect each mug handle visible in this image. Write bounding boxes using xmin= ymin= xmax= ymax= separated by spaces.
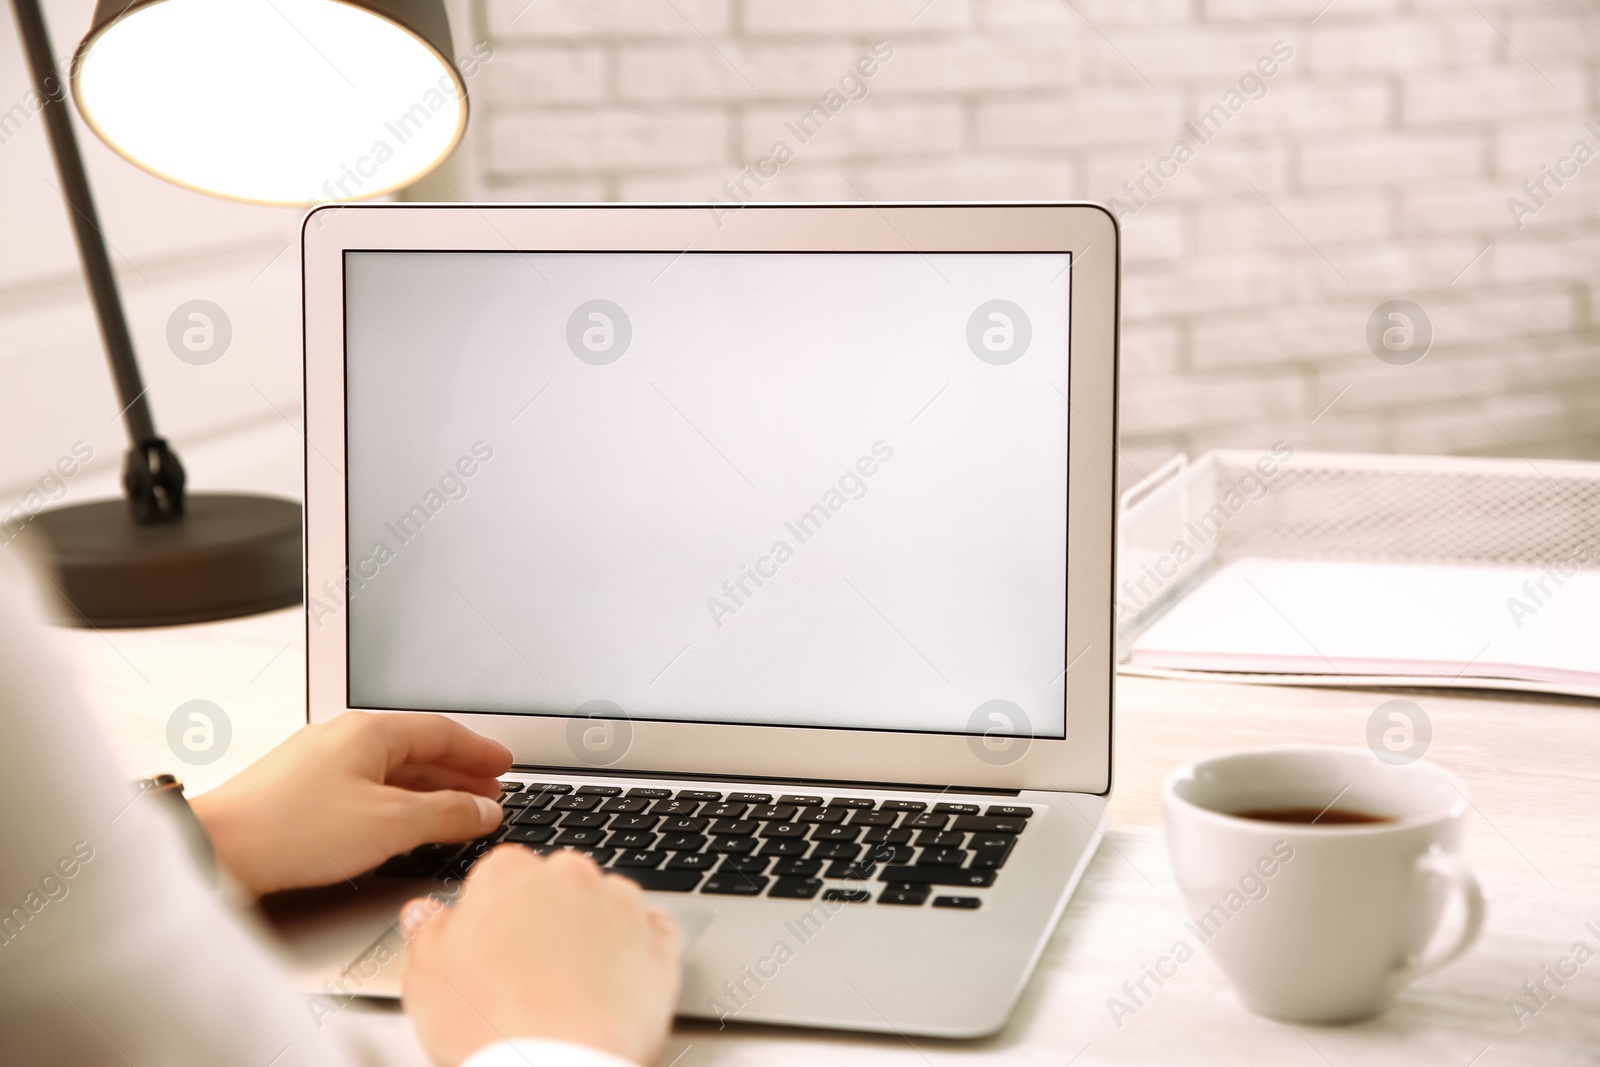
xmin=1391 ymin=848 xmax=1486 ymax=985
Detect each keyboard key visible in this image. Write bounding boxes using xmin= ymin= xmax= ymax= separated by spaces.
xmin=626 ymin=787 xmax=674 ymax=799
xmin=849 ymin=810 xmax=899 ymax=827
xmin=666 ymin=852 xmax=718 ymax=871
xmin=613 ymin=850 xmax=667 ymax=869
xmin=610 ymin=815 xmax=661 ymax=832
xmin=812 ymin=825 xmax=861 ymax=842
xmin=749 ymin=804 xmax=798 ymax=821
xmin=778 ymin=794 xmax=824 ymax=806
xmin=708 ymin=818 xmax=759 ymax=835
xmin=827 ymin=797 xmax=875 ymax=808
xmin=411 ymin=843 xmax=465 ymax=860
xmin=702 ymin=873 xmax=768 ymax=896
xmin=810 ymin=841 xmax=861 ymax=861
xmin=907 ymin=813 xmax=949 ymax=830
xmin=651 ymin=800 xmax=701 ymax=816
xmin=727 ymin=792 xmax=773 ymax=804
xmin=879 ymin=885 xmax=930 ymax=906
xmin=985 ymin=805 xmax=1034 ymax=819
xmin=561 ymin=812 xmax=609 ymax=829
xmin=552 ymin=796 xmax=600 ymax=812
xmin=704 ymin=803 xmax=750 ymax=819
xmin=658 ymin=833 xmax=708 ymax=851
xmin=440 ymin=856 xmax=480 ymax=880
xmin=443 ymin=841 xmax=496 ymax=879
xmin=865 ymin=844 xmax=915 ymax=865
xmin=915 ymin=830 xmax=964 ymax=848
xmin=769 ymin=877 xmax=822 ymax=899
xmin=502 ymin=792 xmax=549 ymax=809
xmin=709 ymin=835 xmax=758 ymax=855
xmin=951 ymin=816 xmax=1027 ymax=835
xmin=933 ymin=802 xmax=981 ymax=815
xmin=598 ymin=797 xmax=649 ymax=814
xmin=552 ymin=829 xmax=607 ymax=847
xmin=505 ymin=826 xmax=555 ymax=845
xmin=676 ymin=790 xmax=723 ymax=802
xmin=823 ymin=888 xmax=872 ymax=903
xmin=933 ymin=895 xmax=982 ymax=910
xmin=773 ymin=857 xmax=823 ymax=878
xmin=824 ymin=860 xmax=876 ymax=880
xmin=660 ymin=817 xmax=708 ymax=833
xmin=757 ymin=839 xmax=811 ymax=857
xmin=918 ymin=848 xmax=969 ymax=867
xmin=608 ymin=867 xmax=702 ymax=892
xmin=969 ymin=833 xmax=1015 ymax=850
xmin=511 ymin=809 xmax=560 ymax=827
xmin=879 ymin=866 xmax=996 ymax=888
xmin=376 ymin=854 xmax=444 ymax=878
xmin=720 ymin=855 xmax=770 ymax=874
xmin=971 ymin=844 xmax=1015 ymax=869
xmin=606 ymin=831 xmax=658 ymax=849
xmin=759 ymin=822 xmax=807 ymax=839
xmin=878 ymin=800 xmax=926 ymax=813
xmin=863 ymin=827 xmax=913 ymax=845
xmin=499 ymin=781 xmax=523 ymax=794
xmin=525 ymin=783 xmax=573 ymax=796
xmin=578 ymin=785 xmax=624 ymax=797
xmin=796 ymin=807 xmax=848 ymax=824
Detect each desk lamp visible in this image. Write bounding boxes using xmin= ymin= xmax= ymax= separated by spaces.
xmin=8 ymin=0 xmax=467 ymax=626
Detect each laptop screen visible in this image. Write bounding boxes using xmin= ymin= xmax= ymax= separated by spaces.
xmin=341 ymin=250 xmax=1070 ymax=739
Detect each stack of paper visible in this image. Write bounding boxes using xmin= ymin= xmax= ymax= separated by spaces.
xmin=1125 ymin=557 xmax=1600 ymax=699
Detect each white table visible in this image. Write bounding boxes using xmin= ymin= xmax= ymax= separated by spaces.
xmin=58 ymin=606 xmax=1600 ymax=1066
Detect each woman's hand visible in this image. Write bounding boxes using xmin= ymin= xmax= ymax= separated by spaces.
xmin=403 ymin=846 xmax=683 ymax=1067
xmin=189 ymin=711 xmax=512 ymax=898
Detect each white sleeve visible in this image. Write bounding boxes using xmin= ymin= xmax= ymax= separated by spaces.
xmin=0 ymin=552 xmax=375 ymax=1066
xmin=464 ymin=1039 xmax=639 ymax=1067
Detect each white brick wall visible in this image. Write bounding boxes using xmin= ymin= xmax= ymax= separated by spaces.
xmin=457 ymin=0 xmax=1600 ymax=480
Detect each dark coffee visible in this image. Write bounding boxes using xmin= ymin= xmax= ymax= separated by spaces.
xmin=1230 ymin=806 xmax=1394 ymax=826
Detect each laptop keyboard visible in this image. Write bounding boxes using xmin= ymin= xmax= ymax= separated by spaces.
xmin=375 ymin=780 xmax=1033 ymax=909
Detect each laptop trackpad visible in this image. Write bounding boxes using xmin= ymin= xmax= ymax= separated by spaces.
xmin=263 ymin=877 xmax=718 ymax=1000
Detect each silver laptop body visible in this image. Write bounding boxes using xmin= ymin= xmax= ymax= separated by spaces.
xmin=290 ymin=202 xmax=1119 ymax=1037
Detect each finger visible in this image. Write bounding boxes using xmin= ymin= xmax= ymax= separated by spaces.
xmin=399 ymin=894 xmax=453 ymax=943
xmin=600 ymin=868 xmax=646 ymax=909
xmin=391 ymin=789 xmax=502 ymax=848
xmin=645 ymin=907 xmax=683 ymax=961
xmin=374 ymin=713 xmax=513 ymax=780
xmin=543 ymin=846 xmax=603 ymax=884
xmin=387 ymin=763 xmax=503 ymax=798
xmin=398 ymin=896 xmax=453 ymax=1008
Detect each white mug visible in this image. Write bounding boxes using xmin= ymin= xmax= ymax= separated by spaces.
xmin=1162 ymin=747 xmax=1485 ymax=1024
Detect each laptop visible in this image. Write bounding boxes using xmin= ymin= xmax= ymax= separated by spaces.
xmin=289 ymin=202 xmax=1119 ymax=1038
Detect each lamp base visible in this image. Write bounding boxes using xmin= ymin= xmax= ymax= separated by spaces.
xmin=15 ymin=493 xmax=302 ymax=628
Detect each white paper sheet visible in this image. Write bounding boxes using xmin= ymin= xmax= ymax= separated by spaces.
xmin=1128 ymin=557 xmax=1600 ymax=696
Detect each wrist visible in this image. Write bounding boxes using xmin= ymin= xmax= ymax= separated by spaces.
xmin=188 ymin=784 xmax=267 ymax=898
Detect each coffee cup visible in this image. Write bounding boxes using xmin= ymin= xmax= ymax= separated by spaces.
xmin=1162 ymin=746 xmax=1485 ymax=1024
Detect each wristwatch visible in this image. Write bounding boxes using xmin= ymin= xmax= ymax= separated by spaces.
xmin=135 ymin=774 xmax=218 ymax=885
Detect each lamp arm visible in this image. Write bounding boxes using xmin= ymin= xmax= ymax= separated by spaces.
xmin=9 ymin=0 xmax=185 ymax=523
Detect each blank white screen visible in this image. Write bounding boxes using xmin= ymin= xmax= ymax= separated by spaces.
xmin=343 ymin=251 xmax=1070 ymax=737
